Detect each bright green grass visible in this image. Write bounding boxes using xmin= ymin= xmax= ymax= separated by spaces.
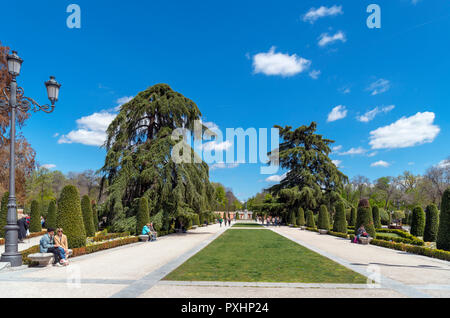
xmin=164 ymin=229 xmax=367 ymax=283
xmin=232 ymin=223 xmax=263 ymax=228
xmin=377 ymin=233 xmax=402 ymax=239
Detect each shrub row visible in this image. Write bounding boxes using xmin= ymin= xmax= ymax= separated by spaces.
xmin=375 ymin=234 xmax=424 ymax=246
xmin=370 ymin=239 xmax=450 ymax=262
xmin=88 ymin=232 xmax=130 ymax=243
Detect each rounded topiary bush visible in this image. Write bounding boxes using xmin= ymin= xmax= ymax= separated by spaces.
xmin=297 ymin=207 xmax=305 ymax=227
xmin=136 ymin=197 xmax=150 ymax=235
xmin=437 ymin=188 xmax=450 ymax=251
xmin=306 ymin=210 xmax=315 ymax=228
xmin=0 ymin=192 xmax=9 ymax=238
xmin=289 ymin=210 xmax=297 ymax=226
xmin=424 ymin=204 xmax=439 ymax=242
xmin=29 ymin=200 xmax=42 ymax=233
xmin=349 ymin=207 xmax=357 ymax=227
xmin=355 ymin=199 xmax=376 ymax=238
xmin=56 ymin=185 xmax=87 ymax=248
xmin=318 ymin=205 xmax=330 ymax=231
xmin=46 ymin=200 xmax=57 ymax=230
xmin=410 ymin=206 xmax=426 ymax=237
xmin=81 ymin=195 xmax=96 ymax=237
xmin=333 ymin=202 xmax=347 ymax=234
xmin=372 ymin=206 xmax=382 ymax=229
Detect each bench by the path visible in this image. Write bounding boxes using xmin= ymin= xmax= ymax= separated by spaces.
xmin=27 ymin=250 xmax=73 ymax=267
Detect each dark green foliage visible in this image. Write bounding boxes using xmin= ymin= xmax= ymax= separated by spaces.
xmin=333 ymin=202 xmax=347 ymax=234
xmin=424 ymin=204 xmax=439 ymax=242
xmin=56 ymin=185 xmax=87 ymax=248
xmin=92 ymin=202 xmax=99 ymax=231
xmin=306 ymin=210 xmax=315 ymax=228
xmin=379 ymin=208 xmax=390 ymax=225
xmin=29 ymin=200 xmax=41 ymax=232
xmin=355 ymin=199 xmax=376 ymax=238
xmin=81 ymin=195 xmax=96 ymax=237
xmin=99 ymin=84 xmax=215 ymax=233
xmin=136 ymin=197 xmax=150 ymax=234
xmin=0 ymin=192 xmax=8 ymax=238
xmin=349 ymin=207 xmax=357 ymax=227
xmin=236 ymin=212 xmax=240 ymax=220
xmin=318 ymin=205 xmax=330 ymax=231
xmin=437 ymin=188 xmax=450 ymax=251
xmin=289 ymin=210 xmax=296 ymax=226
xmin=297 ymin=207 xmax=305 ymax=227
xmin=193 ymin=214 xmax=200 ymax=226
xmin=372 ymin=206 xmax=382 ymax=229
xmin=46 ymin=200 xmax=57 ymax=230
xmin=410 ymin=206 xmax=426 ymax=237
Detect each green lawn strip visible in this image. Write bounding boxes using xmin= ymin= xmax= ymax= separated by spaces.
xmin=164 ymin=229 xmax=366 ymax=284
xmin=377 ymin=233 xmax=401 ymax=239
xmin=232 ymin=223 xmax=263 ymax=228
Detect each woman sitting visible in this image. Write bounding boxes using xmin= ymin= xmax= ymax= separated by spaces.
xmin=54 ymin=228 xmax=70 ymax=265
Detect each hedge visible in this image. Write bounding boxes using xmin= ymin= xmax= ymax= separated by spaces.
xmin=333 ymin=202 xmax=347 ymax=234
xmin=424 ymin=204 xmax=439 ymax=242
xmin=136 ymin=197 xmax=150 ymax=235
xmin=81 ymin=195 xmax=96 ymax=237
xmin=0 ymin=192 xmax=8 ymax=238
xmin=318 ymin=205 xmax=330 ymax=231
xmin=370 ymin=239 xmax=450 ymax=262
xmin=289 ymin=210 xmax=296 ymax=226
xmin=46 ymin=200 xmax=57 ymax=230
xmin=437 ymin=188 xmax=450 ymax=251
xmin=29 ymin=200 xmax=42 ymax=233
xmin=306 ymin=210 xmax=315 ymax=228
xmin=56 ymin=185 xmax=87 ymax=248
xmin=356 ymin=199 xmax=376 ymax=238
xmin=372 ymin=206 xmax=382 ymax=229
xmin=297 ymin=207 xmax=305 ymax=227
xmin=349 ymin=207 xmax=357 ymax=227
xmin=92 ymin=202 xmax=99 ymax=231
xmin=410 ymin=206 xmax=426 ymax=237
xmin=88 ymin=232 xmax=130 ymax=243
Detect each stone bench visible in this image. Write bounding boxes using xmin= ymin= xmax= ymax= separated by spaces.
xmin=359 ymin=237 xmax=373 ymax=245
xmin=318 ymin=229 xmax=329 ymax=235
xmin=139 ymin=235 xmax=150 ymax=242
xmin=28 ymin=249 xmax=73 ymax=267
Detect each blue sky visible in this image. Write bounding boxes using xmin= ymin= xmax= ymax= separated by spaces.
xmin=1 ymin=0 xmax=449 ymax=201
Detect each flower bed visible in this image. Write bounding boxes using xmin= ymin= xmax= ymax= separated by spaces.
xmin=87 ymin=232 xmax=130 ymax=243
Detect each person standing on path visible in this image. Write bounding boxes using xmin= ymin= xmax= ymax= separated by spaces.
xmin=219 ymin=217 xmax=223 ymax=227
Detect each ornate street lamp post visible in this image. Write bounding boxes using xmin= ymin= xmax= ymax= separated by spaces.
xmin=0 ymin=51 xmax=61 ymax=267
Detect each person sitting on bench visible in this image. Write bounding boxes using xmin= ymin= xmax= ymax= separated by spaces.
xmin=355 ymin=225 xmax=369 ymax=243
xmin=142 ymin=223 xmax=157 ymax=241
xmin=39 ymin=228 xmax=66 ymax=266
xmin=54 ymin=228 xmax=70 ymax=265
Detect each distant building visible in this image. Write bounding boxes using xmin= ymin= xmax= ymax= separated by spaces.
xmin=216 ymin=210 xmax=253 ymax=220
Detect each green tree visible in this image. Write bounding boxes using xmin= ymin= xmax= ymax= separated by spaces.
xmin=99 ymin=84 xmax=215 ymax=232
xmin=410 ymin=206 xmax=426 ymax=237
xmin=29 ymin=200 xmax=41 ymax=232
xmin=136 ymin=197 xmax=150 ymax=235
xmin=81 ymin=195 xmax=96 ymax=237
xmin=289 ymin=210 xmax=296 ymax=226
xmin=355 ymin=199 xmax=376 ymax=238
xmin=306 ymin=210 xmax=315 ymax=228
xmin=437 ymin=188 xmax=450 ymax=251
xmin=46 ymin=200 xmax=57 ymax=229
xmin=0 ymin=192 xmax=8 ymax=238
xmin=372 ymin=206 xmax=382 ymax=229
xmin=333 ymin=202 xmax=347 ymax=233
xmin=297 ymin=207 xmax=305 ymax=227
xmin=267 ymin=122 xmax=347 ymax=212
xmin=57 ymin=185 xmax=87 ymax=248
xmin=349 ymin=207 xmax=357 ymax=227
xmin=424 ymin=204 xmax=439 ymax=242
xmin=318 ymin=205 xmax=330 ymax=231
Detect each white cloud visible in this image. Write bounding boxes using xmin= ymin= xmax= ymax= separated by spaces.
xmin=367 ymin=79 xmax=390 ymax=96
xmin=309 ymin=70 xmax=321 ymax=80
xmin=332 ymin=145 xmax=343 ymax=152
xmin=253 ymin=47 xmax=311 ymax=77
xmin=41 ymin=164 xmax=56 ymax=170
xmin=369 ymin=112 xmax=440 ymax=150
xmin=58 ymin=112 xmax=116 ymax=147
xmin=303 ymin=5 xmax=343 ymax=23
xmin=371 ymin=160 xmax=391 ymax=168
xmin=318 ymin=31 xmax=346 ymax=47
xmin=202 ymin=141 xmax=232 ymax=152
xmin=115 ymin=96 xmax=134 ymax=111
xmin=338 ymin=147 xmax=367 ymax=156
xmin=437 ymin=159 xmax=450 ymax=169
xmin=367 ymin=152 xmax=378 ymax=158
xmin=327 ymin=105 xmax=348 ymax=122
xmin=332 ymin=160 xmax=342 ymax=167
xmin=265 ymin=173 xmax=287 ymax=183
xmin=210 ymin=162 xmax=240 ymax=170
xmin=357 ymin=105 xmax=395 ymax=122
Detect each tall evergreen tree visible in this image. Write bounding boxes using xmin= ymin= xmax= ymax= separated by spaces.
xmin=0 ymin=192 xmax=8 ymax=238
xmin=267 ymin=122 xmax=347 ymax=212
xmin=410 ymin=206 xmax=426 ymax=237
xmin=29 ymin=200 xmax=41 ymax=233
xmin=136 ymin=197 xmax=150 ymax=235
xmin=333 ymin=202 xmax=348 ymax=233
xmin=424 ymin=204 xmax=439 ymax=242
xmin=318 ymin=205 xmax=330 ymax=231
xmin=306 ymin=210 xmax=315 ymax=228
xmin=92 ymin=202 xmax=99 ymax=231
xmin=81 ymin=195 xmax=96 ymax=237
xmin=99 ymin=84 xmax=215 ymax=232
xmin=46 ymin=200 xmax=57 ymax=229
xmin=297 ymin=207 xmax=305 ymax=227
xmin=437 ymin=188 xmax=450 ymax=251
xmin=355 ymin=199 xmax=376 ymax=238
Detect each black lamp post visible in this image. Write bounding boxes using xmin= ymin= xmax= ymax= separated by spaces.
xmin=0 ymin=51 xmax=61 ymax=267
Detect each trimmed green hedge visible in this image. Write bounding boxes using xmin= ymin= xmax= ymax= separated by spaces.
xmin=29 ymin=200 xmax=42 ymax=233
xmin=370 ymin=239 xmax=450 ymax=262
xmin=136 ymin=197 xmax=150 ymax=235
xmin=318 ymin=205 xmax=330 ymax=231
xmin=81 ymin=195 xmax=96 ymax=237
xmin=356 ymin=199 xmax=376 ymax=238
xmin=349 ymin=207 xmax=357 ymax=227
xmin=46 ymin=200 xmax=57 ymax=230
xmin=297 ymin=207 xmax=305 ymax=227
xmin=306 ymin=210 xmax=315 ymax=228
xmin=410 ymin=206 xmax=426 ymax=237
xmin=424 ymin=204 xmax=439 ymax=242
xmin=372 ymin=206 xmax=382 ymax=229
xmin=0 ymin=192 xmax=8 ymax=238
xmin=333 ymin=202 xmax=347 ymax=234
xmin=437 ymin=188 xmax=450 ymax=251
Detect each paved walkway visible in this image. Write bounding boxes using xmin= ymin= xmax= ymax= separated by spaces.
xmin=0 ymin=235 xmax=43 ymax=254
xmin=0 ymin=224 xmax=449 ymax=298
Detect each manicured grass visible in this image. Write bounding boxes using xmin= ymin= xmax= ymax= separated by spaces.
xmin=232 ymin=223 xmax=263 ymax=228
xmin=164 ymin=229 xmax=367 ymax=283
xmin=377 ymin=233 xmax=402 ymax=239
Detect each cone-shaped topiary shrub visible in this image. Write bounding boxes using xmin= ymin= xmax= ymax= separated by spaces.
xmin=193 ymin=214 xmax=200 ymax=226
xmin=29 ymin=200 xmax=42 ymax=233
xmin=318 ymin=205 xmax=330 ymax=231
xmin=57 ymin=185 xmax=87 ymax=248
xmin=355 ymin=199 xmax=376 ymax=238
xmin=424 ymin=204 xmax=439 ymax=242
xmin=349 ymin=207 xmax=357 ymax=227
xmin=372 ymin=206 xmax=382 ymax=229
xmin=437 ymin=188 xmax=450 ymax=251
xmin=306 ymin=210 xmax=316 ymax=228
xmin=410 ymin=206 xmax=426 ymax=237
xmin=289 ymin=210 xmax=296 ymax=226
xmin=333 ymin=202 xmax=347 ymax=234
xmin=136 ymin=197 xmax=150 ymax=235
xmin=46 ymin=200 xmax=57 ymax=229
xmin=0 ymin=192 xmax=9 ymax=238
xmin=92 ymin=202 xmax=99 ymax=231
xmin=297 ymin=207 xmax=305 ymax=227
xmin=81 ymin=195 xmax=96 ymax=237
